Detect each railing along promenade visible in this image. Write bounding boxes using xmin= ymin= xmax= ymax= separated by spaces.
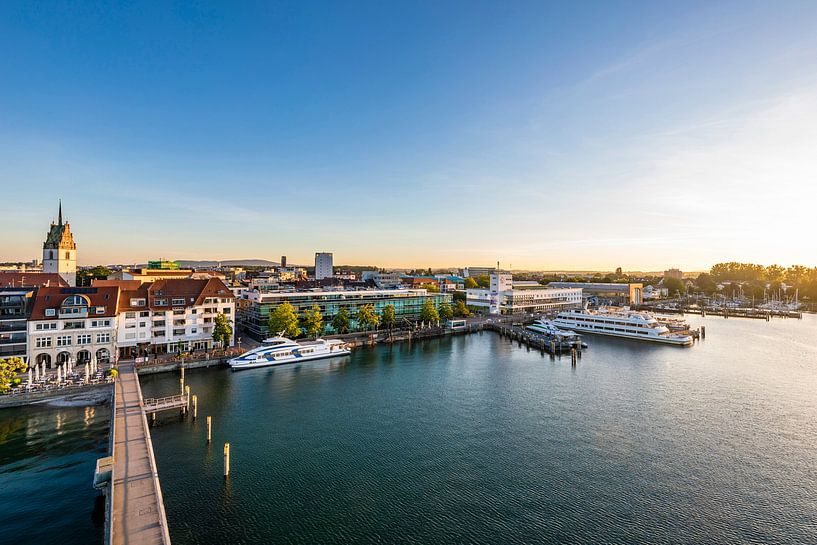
xmin=110 ymin=360 xmax=172 ymax=545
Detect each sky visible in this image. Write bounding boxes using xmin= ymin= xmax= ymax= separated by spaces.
xmin=2 ymin=1 xmax=817 ymax=271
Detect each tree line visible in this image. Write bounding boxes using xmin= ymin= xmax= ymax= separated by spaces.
xmin=266 ymin=299 xmax=472 ymax=338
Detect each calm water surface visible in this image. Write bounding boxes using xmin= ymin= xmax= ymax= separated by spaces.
xmin=2 ymin=315 xmax=817 ymax=544
xmin=0 ymin=404 xmax=108 ymax=545
xmin=138 ymin=314 xmax=817 ymax=544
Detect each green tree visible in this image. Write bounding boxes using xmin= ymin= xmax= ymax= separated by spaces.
xmin=464 ymin=277 xmax=478 ymax=289
xmin=454 ymin=300 xmax=471 ymax=317
xmin=663 ymin=277 xmax=685 ymax=296
xmin=381 ymin=304 xmax=396 ymax=330
xmin=301 ymin=305 xmax=324 ymax=338
xmin=425 ymin=283 xmax=440 ymax=293
xmin=438 ymin=301 xmax=453 ymax=321
xmin=332 ymin=307 xmax=351 ymax=334
xmin=420 ymin=299 xmax=439 ymax=323
xmin=474 ymin=275 xmax=491 ymax=288
xmin=0 ymin=357 xmax=27 ymax=393
xmin=267 ymin=302 xmax=301 ymax=338
xmin=356 ymin=304 xmax=380 ymax=331
xmin=212 ymin=313 xmax=233 ymax=347
xmin=76 ymin=265 xmax=113 ymax=287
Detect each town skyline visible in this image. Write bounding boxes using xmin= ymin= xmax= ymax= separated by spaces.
xmin=2 ymin=2 xmax=817 ymax=270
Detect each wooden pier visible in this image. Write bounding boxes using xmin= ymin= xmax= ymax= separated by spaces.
xmin=110 ymin=361 xmax=172 ymax=545
xmin=143 ymin=393 xmax=189 ymax=414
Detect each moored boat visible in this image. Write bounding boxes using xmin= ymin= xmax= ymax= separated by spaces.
xmin=228 ymin=336 xmax=351 ymax=370
xmin=553 ymin=307 xmax=693 ymax=346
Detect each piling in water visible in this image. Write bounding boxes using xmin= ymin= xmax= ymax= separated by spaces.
xmin=223 ymin=443 xmax=230 ymax=477
xmin=192 ymin=395 xmax=198 ymax=419
xmin=207 ymin=416 xmax=212 ymax=443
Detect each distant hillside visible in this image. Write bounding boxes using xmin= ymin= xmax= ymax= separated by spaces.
xmin=173 ymin=259 xmax=280 ymax=268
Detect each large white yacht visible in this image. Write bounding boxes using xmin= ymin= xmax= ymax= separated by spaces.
xmin=228 ymin=337 xmax=351 ymax=370
xmin=553 ymin=307 xmax=693 ymax=346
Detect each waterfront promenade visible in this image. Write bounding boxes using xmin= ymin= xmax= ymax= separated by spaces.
xmin=111 ymin=361 xmax=171 ymax=545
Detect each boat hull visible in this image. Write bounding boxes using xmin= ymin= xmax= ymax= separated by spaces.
xmin=229 ymin=348 xmax=351 ymax=370
xmin=553 ymin=324 xmax=692 ymax=346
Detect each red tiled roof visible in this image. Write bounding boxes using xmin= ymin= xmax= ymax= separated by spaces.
xmin=29 ymin=286 xmax=121 ymax=320
xmin=117 ymin=278 xmax=235 ymax=312
xmin=0 ymin=272 xmax=69 ymax=288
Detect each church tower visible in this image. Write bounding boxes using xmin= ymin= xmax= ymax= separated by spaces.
xmin=42 ymin=201 xmax=77 ymax=286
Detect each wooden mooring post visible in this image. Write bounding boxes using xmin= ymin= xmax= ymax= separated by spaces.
xmin=223 ymin=443 xmax=230 ymax=478
xmin=185 ymin=385 xmax=191 ymax=414
xmin=180 ymin=366 xmax=185 ymax=395
xmin=571 ymin=348 xmax=577 ymax=366
xmin=207 ymin=416 xmax=212 ymax=443
xmin=192 ymin=394 xmax=198 ymax=419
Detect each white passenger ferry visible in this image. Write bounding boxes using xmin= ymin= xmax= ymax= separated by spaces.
xmin=228 ymin=336 xmax=351 ymax=370
xmin=553 ymin=308 xmax=693 ymax=346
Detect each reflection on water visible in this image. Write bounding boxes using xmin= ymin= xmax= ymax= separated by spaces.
xmin=138 ymin=315 xmax=817 ymax=545
xmin=0 ymin=404 xmax=109 ymax=545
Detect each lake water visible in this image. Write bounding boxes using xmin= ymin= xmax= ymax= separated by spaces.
xmin=0 ymin=404 xmax=108 ymax=545
xmin=2 ymin=314 xmax=817 ymax=544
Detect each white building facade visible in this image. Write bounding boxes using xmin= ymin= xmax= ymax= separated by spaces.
xmin=315 ymin=252 xmax=334 ymax=280
xmin=27 ymin=286 xmax=119 ymax=369
xmin=468 ymin=272 xmax=583 ymax=315
xmin=115 ymin=278 xmax=236 ymax=359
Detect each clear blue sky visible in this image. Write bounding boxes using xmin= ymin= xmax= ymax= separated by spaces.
xmin=2 ymin=1 xmax=817 ymax=270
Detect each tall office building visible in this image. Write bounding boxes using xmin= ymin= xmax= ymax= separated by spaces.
xmin=315 ymin=252 xmax=333 ymax=280
xmin=281 ymin=255 xmax=287 ymax=268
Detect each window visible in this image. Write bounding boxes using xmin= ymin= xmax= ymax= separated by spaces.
xmin=45 ymin=308 xmax=56 ymax=317
xmin=77 ymin=334 xmax=91 ymax=345
xmin=95 ymin=307 xmax=105 ymax=314
xmin=35 ymin=337 xmax=52 ymax=348
xmin=65 ymin=251 xmax=69 ymax=259
xmin=172 ymin=298 xmax=185 ymax=306
xmin=153 ymin=320 xmax=166 ymax=327
xmin=191 ymin=328 xmax=197 ymax=334
xmin=155 ymin=299 xmax=167 ymax=306
xmin=96 ymin=333 xmax=111 ymax=343
xmin=139 ymin=322 xmax=146 ymax=328
xmin=90 ymin=319 xmax=111 ymax=327
xmin=173 ymin=309 xmax=184 ymax=316
xmin=222 ymin=308 xmax=231 ymax=314
xmin=131 ymin=298 xmax=146 ymax=306
xmin=57 ymin=335 xmax=72 ymax=347
xmin=125 ymin=332 xmax=136 ymax=340
xmin=64 ymin=321 xmax=84 ymax=330
xmin=35 ymin=323 xmax=57 ymax=331
xmin=125 ymin=323 xmax=136 ymax=329
xmin=125 ymin=312 xmax=136 ymax=319
xmin=191 ymin=309 xmax=197 ymax=314
xmin=173 ymin=328 xmax=185 ymax=336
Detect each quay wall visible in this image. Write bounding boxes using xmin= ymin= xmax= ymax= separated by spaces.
xmin=0 ymin=383 xmax=112 ymax=409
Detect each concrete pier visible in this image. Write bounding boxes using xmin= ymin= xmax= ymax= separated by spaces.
xmin=111 ymin=361 xmax=172 ymax=545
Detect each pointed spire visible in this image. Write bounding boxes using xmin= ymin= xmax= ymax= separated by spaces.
xmin=58 ymin=200 xmax=63 ymax=226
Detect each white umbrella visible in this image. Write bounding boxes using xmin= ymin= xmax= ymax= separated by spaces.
xmin=28 ymin=367 xmax=32 ymax=387
xmin=84 ymin=363 xmax=89 ymax=384
xmin=35 ymin=365 xmax=40 ymax=381
xmin=57 ymin=365 xmax=62 ymax=382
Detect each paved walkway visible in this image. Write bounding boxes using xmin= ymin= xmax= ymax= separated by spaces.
xmin=112 ymin=361 xmax=171 ymax=545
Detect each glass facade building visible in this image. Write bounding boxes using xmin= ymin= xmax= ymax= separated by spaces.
xmin=0 ymin=289 xmax=35 ymax=358
xmin=239 ymin=289 xmax=453 ymax=339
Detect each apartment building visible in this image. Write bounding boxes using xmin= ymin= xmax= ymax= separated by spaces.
xmin=113 ymin=278 xmax=235 ymax=359
xmin=27 ymin=286 xmax=120 ymax=369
